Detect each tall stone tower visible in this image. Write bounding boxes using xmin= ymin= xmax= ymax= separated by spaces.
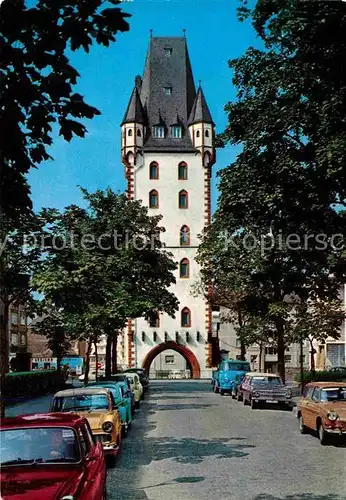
xmin=121 ymin=36 xmax=215 ymax=378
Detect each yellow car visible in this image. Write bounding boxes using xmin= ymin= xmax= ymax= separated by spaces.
xmin=51 ymin=387 xmax=122 ymax=463
xmin=125 ymin=373 xmax=143 ymax=408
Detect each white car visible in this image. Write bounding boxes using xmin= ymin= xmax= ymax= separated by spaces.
xmin=169 ymin=370 xmax=183 ymax=379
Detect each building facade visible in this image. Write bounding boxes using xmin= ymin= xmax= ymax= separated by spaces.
xmin=8 ymin=303 xmax=28 ymax=366
xmin=121 ymin=36 xmax=216 ymax=378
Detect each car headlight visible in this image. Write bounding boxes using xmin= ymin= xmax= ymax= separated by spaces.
xmin=327 ymin=411 xmax=338 ymax=421
xmin=61 ymin=497 xmax=75 ymax=500
xmin=224 ymin=377 xmax=229 ymax=382
xmin=285 ymin=390 xmax=292 ymax=398
xmin=102 ymin=421 xmax=114 ymax=433
xmin=253 ymin=391 xmax=260 ymax=397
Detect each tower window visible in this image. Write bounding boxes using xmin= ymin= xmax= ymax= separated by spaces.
xmin=149 ymin=161 xmax=159 ymax=180
xmin=205 ymin=129 xmax=209 ymax=137
xmin=149 ymin=189 xmax=159 ymax=208
xmin=196 ymin=130 xmax=200 ymax=138
xmin=180 ymin=225 xmax=190 ymax=246
xmin=128 ymin=129 xmax=132 ymax=136
xmin=172 ymin=125 xmax=182 ymax=138
xmin=181 ymin=307 xmax=191 ymax=327
xmin=178 ymin=162 xmax=188 ymax=180
xmin=153 ymin=126 xmax=165 ymax=138
xmin=180 ymin=258 xmax=190 ymax=278
xmin=148 ymin=311 xmax=160 ymax=328
xmin=164 ymin=47 xmax=172 ymax=56
xmin=179 ymin=190 xmax=188 ymax=209
xmin=137 ymin=129 xmax=141 ymax=137
xmin=164 ymin=87 xmax=172 ymax=95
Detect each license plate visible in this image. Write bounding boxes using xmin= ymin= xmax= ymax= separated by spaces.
xmin=266 ymin=400 xmax=278 ymax=403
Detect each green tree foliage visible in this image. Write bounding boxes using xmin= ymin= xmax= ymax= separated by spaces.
xmin=32 ymin=189 xmax=179 ymax=378
xmin=198 ymin=0 xmax=346 ymax=381
xmin=0 ymin=0 xmax=130 ymax=223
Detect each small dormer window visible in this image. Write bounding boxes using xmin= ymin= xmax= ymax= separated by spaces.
xmin=164 ymin=47 xmax=172 ymax=56
xmin=153 ymin=126 xmax=165 ymax=138
xmin=172 ymin=126 xmax=182 ymax=138
xmin=164 ymin=87 xmax=172 ymax=95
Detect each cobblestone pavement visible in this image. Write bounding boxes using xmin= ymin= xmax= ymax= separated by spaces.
xmin=5 ymin=380 xmax=346 ymax=500
xmin=107 ymin=380 xmax=346 ymax=500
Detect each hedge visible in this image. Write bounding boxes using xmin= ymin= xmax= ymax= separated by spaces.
xmin=295 ymin=370 xmax=346 ymax=383
xmin=3 ymin=369 xmax=67 ymax=398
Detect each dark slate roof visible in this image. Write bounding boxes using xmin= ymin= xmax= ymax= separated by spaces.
xmin=188 ymin=86 xmax=215 ymax=126
xmin=139 ymin=37 xmax=197 ymax=152
xmin=121 ymin=85 xmax=146 ymax=126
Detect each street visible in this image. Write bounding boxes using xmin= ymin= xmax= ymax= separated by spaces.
xmin=6 ymin=380 xmax=346 ymax=500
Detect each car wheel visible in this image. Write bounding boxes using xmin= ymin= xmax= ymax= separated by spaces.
xmin=298 ymin=414 xmax=307 ymax=434
xmin=243 ymin=395 xmax=248 ymax=405
xmin=220 ymin=389 xmax=225 ymax=396
xmin=318 ymin=422 xmax=329 ymax=445
xmin=251 ymin=398 xmax=257 ymax=410
xmin=135 ymin=400 xmax=140 ymax=409
xmin=214 ymin=384 xmax=219 ymax=394
xmin=231 ymin=391 xmax=236 ymax=399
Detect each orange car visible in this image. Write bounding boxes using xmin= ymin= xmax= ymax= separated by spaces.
xmin=297 ymin=382 xmax=346 ymax=445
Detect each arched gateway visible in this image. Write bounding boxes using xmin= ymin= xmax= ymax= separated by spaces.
xmin=142 ymin=341 xmax=201 ymax=379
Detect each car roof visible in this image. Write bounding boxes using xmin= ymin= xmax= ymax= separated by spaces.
xmin=54 ymin=387 xmax=110 ymax=397
xmin=306 ymin=382 xmax=346 ymax=388
xmin=246 ymin=372 xmax=280 ymax=377
xmin=1 ymin=412 xmax=85 ymax=430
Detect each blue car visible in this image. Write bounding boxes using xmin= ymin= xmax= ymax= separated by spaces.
xmin=87 ymin=381 xmax=132 ymax=436
xmin=212 ymin=360 xmax=250 ymax=395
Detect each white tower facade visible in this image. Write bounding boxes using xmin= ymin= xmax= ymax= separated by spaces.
xmin=121 ymin=37 xmax=215 ymax=378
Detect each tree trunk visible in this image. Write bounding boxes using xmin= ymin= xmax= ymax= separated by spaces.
xmin=309 ymin=337 xmax=315 ymax=373
xmin=0 ymin=300 xmax=9 ymax=418
xmin=112 ymin=332 xmax=118 ymax=374
xmin=94 ymin=340 xmax=98 ymax=380
xmin=105 ymin=334 xmax=112 ymax=378
xmin=276 ymin=323 xmax=286 ymax=384
xmin=237 ymin=310 xmax=246 ymax=360
xmin=84 ymin=339 xmax=92 ymax=386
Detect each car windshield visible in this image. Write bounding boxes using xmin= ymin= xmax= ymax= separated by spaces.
xmin=1 ymin=427 xmax=79 ymax=466
xmin=320 ymin=387 xmax=346 ymax=402
xmin=223 ymin=363 xmax=250 ymax=371
xmin=52 ymin=394 xmax=109 ymax=412
xmin=252 ymin=377 xmax=282 ymax=386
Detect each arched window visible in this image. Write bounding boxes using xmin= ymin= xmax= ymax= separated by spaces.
xmin=205 ymin=129 xmax=209 ymax=137
xmin=180 ymin=225 xmax=190 ymax=246
xmin=149 ymin=161 xmax=159 ymax=180
xmin=180 ymin=258 xmax=189 ymax=278
xmin=179 ymin=190 xmax=188 ymax=209
xmin=148 ymin=311 xmax=160 ymax=328
xmin=178 ymin=162 xmax=188 ymax=180
xmin=149 ymin=189 xmax=159 ymax=208
xmin=203 ymin=151 xmax=211 ymax=167
xmin=181 ymin=307 xmax=191 ymax=327
xmin=196 ymin=130 xmax=200 ymax=138
xmin=128 ymin=129 xmax=132 ymax=136
xmin=137 ymin=129 xmax=141 ymax=137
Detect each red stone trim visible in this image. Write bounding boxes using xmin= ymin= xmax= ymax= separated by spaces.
xmin=142 ymin=341 xmax=201 ymax=378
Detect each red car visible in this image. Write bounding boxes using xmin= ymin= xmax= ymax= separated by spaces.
xmin=0 ymin=413 xmax=107 ymax=500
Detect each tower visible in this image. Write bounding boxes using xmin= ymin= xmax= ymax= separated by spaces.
xmin=121 ymin=36 xmax=215 ymax=378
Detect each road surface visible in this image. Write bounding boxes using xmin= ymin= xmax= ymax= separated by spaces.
xmin=6 ymin=380 xmax=346 ymax=500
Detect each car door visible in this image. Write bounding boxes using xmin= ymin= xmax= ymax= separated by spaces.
xmin=78 ymin=423 xmax=105 ymax=500
xmin=309 ymin=388 xmax=321 ymax=430
xmin=303 ymin=386 xmax=317 ymax=429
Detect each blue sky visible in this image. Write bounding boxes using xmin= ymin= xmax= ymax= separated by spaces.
xmin=28 ymin=0 xmax=259 ymax=214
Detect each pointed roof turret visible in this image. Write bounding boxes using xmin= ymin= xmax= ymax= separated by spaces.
xmin=121 ymin=76 xmax=146 ymax=126
xmin=188 ymin=84 xmax=214 ymax=126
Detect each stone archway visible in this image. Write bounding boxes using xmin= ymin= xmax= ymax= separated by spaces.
xmin=142 ymin=341 xmax=201 ymax=379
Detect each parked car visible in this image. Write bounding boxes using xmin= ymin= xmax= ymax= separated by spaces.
xmin=125 ymin=373 xmax=143 ymax=408
xmin=212 ymin=360 xmax=251 ymax=395
xmin=51 ymin=387 xmax=122 ymax=462
xmin=79 ymin=370 xmax=105 ymax=382
xmin=238 ymin=372 xmax=292 ymax=410
xmin=168 ymin=370 xmax=183 ymax=379
xmin=123 ymin=368 xmax=149 ymax=393
xmin=0 ymin=413 xmax=107 ymax=500
xmin=297 ymin=382 xmax=346 ymax=445
xmin=87 ymin=381 xmax=132 ymax=437
xmin=328 ymin=366 xmax=346 ymax=373
xmin=99 ymin=375 xmax=136 ymax=414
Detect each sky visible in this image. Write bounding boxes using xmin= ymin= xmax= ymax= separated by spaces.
xmin=28 ymin=0 xmax=259 ymax=214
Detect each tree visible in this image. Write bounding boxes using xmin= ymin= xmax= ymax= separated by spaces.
xmin=32 ymin=188 xmax=179 ymax=378
xmin=0 ymin=0 xmax=130 ymax=222
xmin=198 ymin=0 xmax=346 ymax=381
